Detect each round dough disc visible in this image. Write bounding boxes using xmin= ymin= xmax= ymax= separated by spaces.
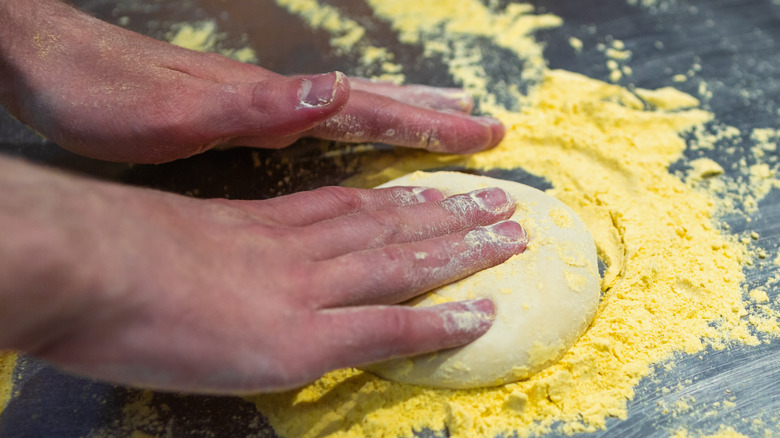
xmin=366 ymin=171 xmax=600 ymax=389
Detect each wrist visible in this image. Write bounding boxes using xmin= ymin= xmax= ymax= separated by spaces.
xmin=0 ymin=156 xmax=115 ymax=353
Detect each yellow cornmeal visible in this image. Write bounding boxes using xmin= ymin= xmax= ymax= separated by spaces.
xmin=364 ymin=0 xmax=560 ymax=112
xmin=275 ymin=0 xmax=365 ymax=51
xmin=568 ymin=36 xmax=583 ymax=53
xmin=167 ymin=21 xmax=258 ymax=63
xmin=273 ymin=0 xmax=405 ymax=82
xmin=0 ymin=351 xmax=17 ymax=416
xmin=634 ymin=86 xmax=700 ymax=110
xmin=671 ymin=426 xmax=749 ymax=438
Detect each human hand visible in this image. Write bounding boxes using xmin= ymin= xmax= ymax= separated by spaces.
xmin=0 ymin=0 xmax=504 ymax=164
xmin=0 ymin=158 xmax=527 ymax=393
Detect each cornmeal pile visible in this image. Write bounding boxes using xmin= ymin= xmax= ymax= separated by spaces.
xmin=2 ymin=1 xmax=779 ymax=437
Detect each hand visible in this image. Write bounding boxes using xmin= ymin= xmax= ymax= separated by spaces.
xmin=0 ymin=0 xmax=504 ymax=164
xmin=0 ymin=157 xmax=527 ymax=393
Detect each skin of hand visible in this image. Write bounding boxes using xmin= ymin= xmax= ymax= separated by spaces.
xmin=0 ymin=156 xmax=527 ymax=393
xmin=0 ymin=0 xmax=505 ymax=164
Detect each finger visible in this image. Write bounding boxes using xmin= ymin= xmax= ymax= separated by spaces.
xmin=311 ymin=220 xmax=527 ymax=308
xmin=236 ymin=186 xmax=445 ymax=226
xmin=308 ymin=298 xmax=495 ymax=372
xmin=195 ymin=71 xmax=351 ymax=148
xmin=347 ymin=78 xmax=475 ymax=113
xmin=306 ymin=90 xmax=505 ymax=154
xmin=295 ymin=187 xmax=516 ymax=260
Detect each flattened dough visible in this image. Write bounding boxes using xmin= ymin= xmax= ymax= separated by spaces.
xmin=367 ymin=171 xmax=600 ymax=389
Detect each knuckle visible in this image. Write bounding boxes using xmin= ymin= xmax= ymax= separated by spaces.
xmin=363 ymin=99 xmax=400 ymax=139
xmin=364 ymin=209 xmax=405 ymax=244
xmin=441 ymin=194 xmax=480 ymax=221
xmin=202 ymin=199 xmax=257 ymax=225
xmin=376 ymin=244 xmax=421 ymax=288
xmin=313 ymin=186 xmax=366 ymax=214
xmin=386 ymin=187 xmax=423 ymax=206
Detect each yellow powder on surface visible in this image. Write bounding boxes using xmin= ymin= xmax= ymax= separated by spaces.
xmin=363 ymin=0 xmax=561 ymax=111
xmin=688 ymin=158 xmax=725 ymax=182
xmin=671 ymin=426 xmax=749 ymax=438
xmin=635 ymin=86 xmax=701 ymax=110
xmin=751 ymin=127 xmax=780 ymax=146
xmin=749 ymin=288 xmax=770 ymax=303
xmin=0 ymin=351 xmax=17 ymax=418
xmin=167 ymin=21 xmax=258 ymax=63
xmin=568 ymin=36 xmax=583 ymax=53
xmin=168 ymin=21 xmax=218 ymax=52
xmin=686 ymin=124 xmax=780 ymax=218
xmin=599 ymin=41 xmax=633 ymax=83
xmin=274 ymin=0 xmax=365 ymax=51
xmin=606 ymin=47 xmax=632 ymax=61
xmin=90 ymin=391 xmax=170 ymax=437
xmin=273 ymin=0 xmax=405 ymax=82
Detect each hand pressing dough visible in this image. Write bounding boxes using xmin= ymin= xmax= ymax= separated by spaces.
xmin=367 ymin=171 xmax=600 ymax=389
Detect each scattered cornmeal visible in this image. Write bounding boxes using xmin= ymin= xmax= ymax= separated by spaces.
xmin=0 ymin=352 xmax=16 ymax=415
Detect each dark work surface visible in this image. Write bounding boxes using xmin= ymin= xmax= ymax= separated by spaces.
xmin=1 ymin=0 xmax=780 ymax=437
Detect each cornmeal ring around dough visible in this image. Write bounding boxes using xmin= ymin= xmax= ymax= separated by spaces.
xmin=366 ymin=171 xmax=601 ymax=389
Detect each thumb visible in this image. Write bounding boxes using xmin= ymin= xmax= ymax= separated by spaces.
xmin=240 ymin=71 xmax=350 ymax=138
xmin=192 ymin=71 xmax=350 ymax=151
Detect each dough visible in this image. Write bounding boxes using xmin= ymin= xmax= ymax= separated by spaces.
xmin=366 ymin=171 xmax=600 ymax=389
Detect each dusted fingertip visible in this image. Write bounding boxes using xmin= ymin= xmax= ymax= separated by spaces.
xmin=468 ymin=297 xmax=496 ymax=318
xmin=440 ymin=298 xmax=496 ymax=337
xmin=468 ymin=187 xmax=514 ymax=213
xmin=485 ymin=220 xmax=528 ymax=250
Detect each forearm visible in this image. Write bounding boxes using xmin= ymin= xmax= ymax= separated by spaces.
xmin=0 ymin=155 xmax=108 ymax=353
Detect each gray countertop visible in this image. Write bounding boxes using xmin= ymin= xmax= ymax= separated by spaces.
xmin=1 ymin=0 xmax=780 ymax=436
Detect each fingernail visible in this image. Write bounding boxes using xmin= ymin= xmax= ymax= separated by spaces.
xmin=299 ymin=72 xmax=341 ymax=107
xmin=469 ymin=187 xmax=513 ymax=212
xmin=485 ymin=220 xmax=528 ymax=246
xmin=413 ymin=187 xmax=445 ymax=203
